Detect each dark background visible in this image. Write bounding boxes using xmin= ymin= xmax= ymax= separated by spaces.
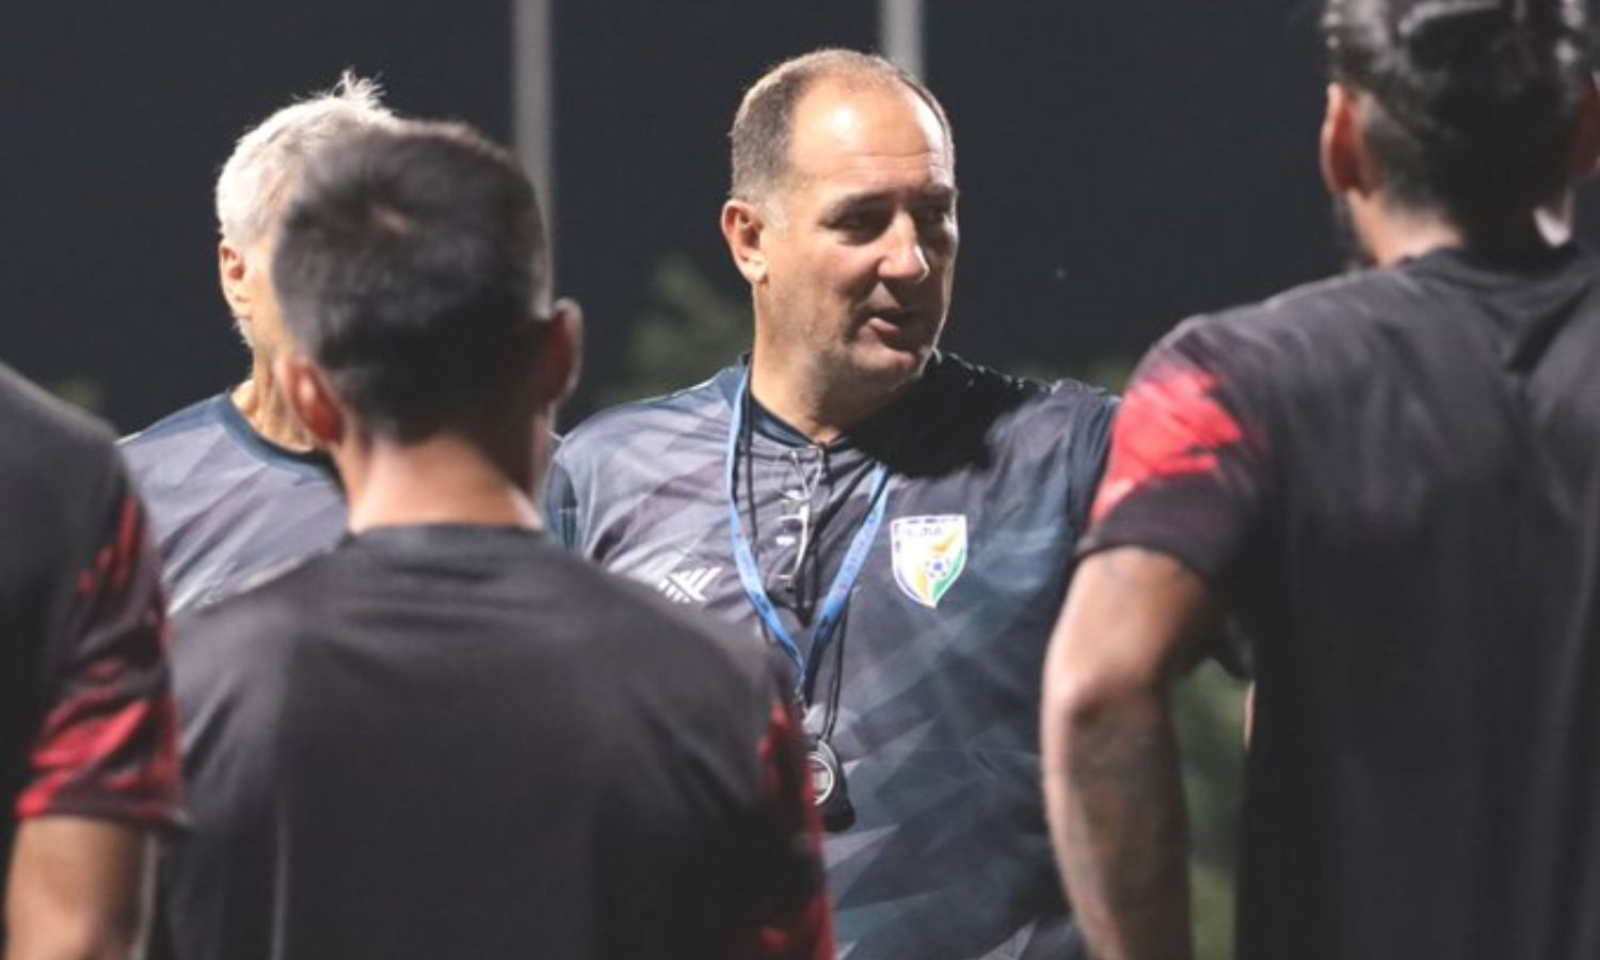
xmin=2 ymin=1 xmax=1592 ymax=431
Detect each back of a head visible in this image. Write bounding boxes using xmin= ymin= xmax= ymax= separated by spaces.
xmin=272 ymin=121 xmax=550 ymax=442
xmin=215 ymin=71 xmax=398 ymax=248
xmin=1324 ymin=0 xmax=1593 ymax=223
xmin=729 ymin=47 xmax=954 ymax=206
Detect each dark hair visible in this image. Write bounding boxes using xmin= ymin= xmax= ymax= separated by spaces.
xmin=1323 ymin=0 xmax=1592 ymax=221
xmin=729 ymin=48 xmax=954 ymax=204
xmin=273 ymin=121 xmax=550 ymax=442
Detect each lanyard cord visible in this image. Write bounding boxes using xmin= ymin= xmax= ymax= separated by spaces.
xmin=724 ymin=368 xmax=891 ymax=700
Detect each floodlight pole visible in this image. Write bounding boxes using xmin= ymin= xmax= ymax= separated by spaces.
xmin=880 ymin=0 xmax=926 ymax=79
xmin=512 ymin=0 xmax=556 ymax=267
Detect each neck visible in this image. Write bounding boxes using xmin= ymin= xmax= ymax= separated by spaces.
xmin=747 ymin=346 xmax=908 ymax=445
xmin=233 ymin=355 xmax=316 ymax=452
xmin=1360 ymin=198 xmax=1567 ymax=268
xmin=342 ymin=434 xmax=541 ymax=534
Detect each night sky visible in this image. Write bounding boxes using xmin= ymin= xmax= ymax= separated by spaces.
xmin=4 ymin=2 xmax=1592 ymax=432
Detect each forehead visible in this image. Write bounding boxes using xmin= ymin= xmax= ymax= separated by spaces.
xmin=784 ymin=79 xmax=954 ymax=196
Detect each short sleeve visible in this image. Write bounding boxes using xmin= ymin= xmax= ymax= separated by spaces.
xmin=1079 ymin=326 xmax=1272 ymax=585
xmin=16 ymin=455 xmax=180 ymax=828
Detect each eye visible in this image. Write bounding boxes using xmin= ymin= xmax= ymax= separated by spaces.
xmin=830 ymin=208 xmax=891 ymax=241
xmin=913 ymin=206 xmax=952 ymax=230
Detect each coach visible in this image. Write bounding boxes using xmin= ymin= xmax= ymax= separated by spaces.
xmin=547 ymin=48 xmax=1115 ymax=959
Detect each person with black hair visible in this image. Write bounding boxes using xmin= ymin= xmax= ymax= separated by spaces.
xmin=157 ymin=120 xmax=831 ymax=960
xmin=1045 ymin=2 xmax=1600 ymax=959
xmin=0 ymin=363 xmax=178 ymax=960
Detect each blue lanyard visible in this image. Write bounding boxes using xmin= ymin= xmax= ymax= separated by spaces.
xmin=725 ymin=370 xmax=890 ymax=697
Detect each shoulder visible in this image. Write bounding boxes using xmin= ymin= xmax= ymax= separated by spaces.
xmin=120 ymin=394 xmax=226 ymax=452
xmin=1153 ymin=269 xmax=1406 ymax=374
xmin=170 ymin=552 xmax=331 ymax=708
xmin=0 ymin=363 xmax=119 ymax=472
xmin=916 ymin=352 xmax=1119 ymax=461
xmin=551 ymin=369 xmax=735 ymax=491
xmin=558 ymin=370 xmax=732 ymax=453
xmin=928 ymin=352 xmax=1116 ymax=422
xmin=0 ymin=364 xmax=124 ymax=533
xmin=119 ymin=393 xmax=230 ymax=480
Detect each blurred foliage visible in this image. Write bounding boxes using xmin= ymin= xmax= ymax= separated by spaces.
xmin=602 ymin=254 xmax=751 ymax=406
xmin=47 ymin=375 xmax=105 ymax=415
xmin=610 ymin=254 xmax=1247 ymax=960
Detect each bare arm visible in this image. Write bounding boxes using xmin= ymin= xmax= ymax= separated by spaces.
xmin=5 ymin=818 xmax=154 ymax=960
xmin=1042 ymin=547 xmax=1220 ymax=960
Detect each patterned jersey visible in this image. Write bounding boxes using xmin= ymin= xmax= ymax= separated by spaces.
xmin=0 ymin=362 xmax=180 ymax=946
xmin=1084 ymin=243 xmax=1600 ymax=960
xmin=121 ymin=392 xmax=344 ymax=614
xmin=548 ymin=352 xmax=1117 ymax=959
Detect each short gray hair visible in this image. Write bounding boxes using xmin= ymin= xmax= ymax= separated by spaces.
xmin=215 ymin=70 xmax=398 ymax=247
xmin=729 ymin=48 xmax=954 ymax=206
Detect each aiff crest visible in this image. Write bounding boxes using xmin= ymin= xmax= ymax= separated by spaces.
xmin=890 ymin=515 xmax=968 ymax=609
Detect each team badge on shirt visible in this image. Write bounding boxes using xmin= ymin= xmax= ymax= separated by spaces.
xmin=890 ymin=515 xmax=968 ymax=609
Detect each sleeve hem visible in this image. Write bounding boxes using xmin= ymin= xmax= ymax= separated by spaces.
xmin=17 ymin=797 xmax=186 ymax=834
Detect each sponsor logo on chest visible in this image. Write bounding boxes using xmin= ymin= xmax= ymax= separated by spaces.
xmin=890 ymin=514 xmax=968 ymax=608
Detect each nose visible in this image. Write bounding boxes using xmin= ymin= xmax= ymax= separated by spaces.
xmin=879 ymin=213 xmax=931 ymax=284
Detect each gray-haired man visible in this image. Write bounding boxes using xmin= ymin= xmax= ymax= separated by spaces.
xmin=122 ymin=73 xmax=397 ymax=613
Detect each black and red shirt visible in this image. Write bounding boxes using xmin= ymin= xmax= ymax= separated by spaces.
xmin=160 ymin=524 xmax=830 ymax=960
xmin=0 ymin=362 xmax=179 ymax=938
xmin=1084 ymin=243 xmax=1600 ymax=960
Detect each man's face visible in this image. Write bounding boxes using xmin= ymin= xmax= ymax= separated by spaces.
xmin=222 ymin=229 xmax=290 ymax=360
xmin=755 ymin=80 xmax=959 ymax=392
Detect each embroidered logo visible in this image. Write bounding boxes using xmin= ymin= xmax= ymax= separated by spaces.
xmin=657 ymin=564 xmax=721 ymax=605
xmin=890 ymin=515 xmax=968 ymax=609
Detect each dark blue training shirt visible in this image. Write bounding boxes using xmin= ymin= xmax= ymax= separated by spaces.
xmin=547 ymin=352 xmax=1117 ymax=960
xmin=121 ymin=393 xmax=345 ymax=614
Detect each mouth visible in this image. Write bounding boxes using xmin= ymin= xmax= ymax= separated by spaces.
xmin=859 ymin=305 xmax=921 ymax=329
xmin=859 ymin=306 xmax=932 ymax=351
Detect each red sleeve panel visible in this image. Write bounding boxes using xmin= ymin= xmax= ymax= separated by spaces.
xmin=17 ymin=486 xmax=180 ymax=827
xmin=1081 ymin=339 xmax=1270 ymax=585
xmin=748 ymin=696 xmax=834 ymax=960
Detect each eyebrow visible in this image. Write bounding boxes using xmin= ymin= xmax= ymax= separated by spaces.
xmin=821 ymin=185 xmax=960 ymax=220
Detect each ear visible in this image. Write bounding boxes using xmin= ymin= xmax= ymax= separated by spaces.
xmin=274 ymin=355 xmax=346 ymax=449
xmin=219 ymin=240 xmax=252 ymax=319
xmin=1319 ymin=83 xmax=1368 ymax=196
xmin=721 ymin=199 xmax=771 ymax=285
xmin=1568 ymin=75 xmax=1600 ymax=182
xmin=533 ymin=298 xmax=584 ymax=407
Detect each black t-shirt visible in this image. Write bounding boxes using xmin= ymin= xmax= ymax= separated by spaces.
xmin=1083 ymin=243 xmax=1600 ymax=960
xmin=0 ymin=362 xmax=179 ymax=945
xmin=159 ymin=524 xmax=829 ymax=960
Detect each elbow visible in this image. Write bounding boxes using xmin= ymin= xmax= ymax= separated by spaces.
xmin=1046 ymin=655 xmax=1165 ymax=729
xmin=1042 ymin=645 xmax=1172 ymax=768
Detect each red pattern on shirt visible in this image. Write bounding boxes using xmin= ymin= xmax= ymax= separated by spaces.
xmin=16 ymin=492 xmax=179 ymax=825
xmin=748 ymin=698 xmax=834 ymax=960
xmin=1092 ymin=365 xmax=1244 ymax=524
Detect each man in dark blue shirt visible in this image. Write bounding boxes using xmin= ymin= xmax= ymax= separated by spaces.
xmin=549 ymin=49 xmax=1115 ymax=959
xmin=121 ymin=73 xmax=397 ymax=613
